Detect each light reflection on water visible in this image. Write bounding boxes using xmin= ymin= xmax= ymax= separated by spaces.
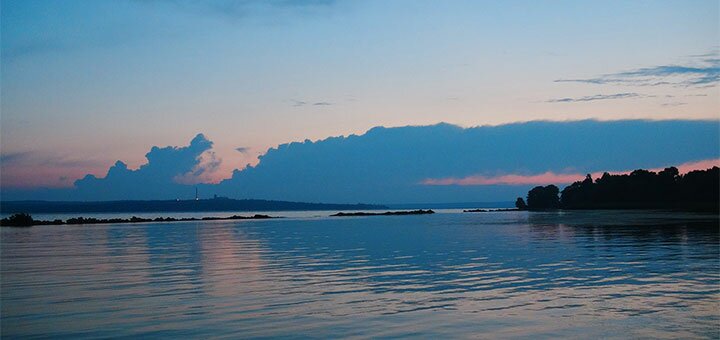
xmin=1 ymin=211 xmax=718 ymax=338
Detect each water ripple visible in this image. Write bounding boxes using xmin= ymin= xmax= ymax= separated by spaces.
xmin=2 ymin=211 xmax=718 ymax=338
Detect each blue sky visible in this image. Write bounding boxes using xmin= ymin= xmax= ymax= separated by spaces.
xmin=1 ymin=0 xmax=718 ymax=202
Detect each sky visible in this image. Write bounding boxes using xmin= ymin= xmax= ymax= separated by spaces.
xmin=1 ymin=0 xmax=719 ymax=203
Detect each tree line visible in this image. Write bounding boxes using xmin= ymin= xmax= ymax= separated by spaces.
xmin=515 ymin=166 xmax=719 ymax=212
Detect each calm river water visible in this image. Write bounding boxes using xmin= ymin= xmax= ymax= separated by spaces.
xmin=1 ymin=210 xmax=718 ymax=338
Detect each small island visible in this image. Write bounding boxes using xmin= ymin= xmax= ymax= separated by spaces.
xmin=463 ymin=208 xmax=520 ymax=213
xmin=0 ymin=213 xmax=276 ymax=227
xmin=331 ymin=209 xmax=435 ymax=217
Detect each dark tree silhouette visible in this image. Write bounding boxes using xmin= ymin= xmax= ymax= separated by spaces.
xmin=0 ymin=213 xmax=34 ymax=227
xmin=526 ymin=185 xmax=560 ymax=210
xmin=515 ymin=197 xmax=528 ymax=210
xmin=559 ymin=166 xmax=718 ymax=211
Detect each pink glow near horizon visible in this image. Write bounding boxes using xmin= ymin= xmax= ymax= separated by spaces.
xmin=422 ymin=172 xmax=584 ymax=186
xmin=0 ymin=167 xmax=90 ymax=189
xmin=421 ymin=159 xmax=720 ymax=186
xmin=670 ymin=159 xmax=720 ymax=174
xmin=3 ymin=157 xmax=718 ymax=190
xmin=184 ymin=157 xmax=720 ymax=188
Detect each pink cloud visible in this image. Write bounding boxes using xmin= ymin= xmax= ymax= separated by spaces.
xmin=670 ymin=159 xmax=720 ymax=174
xmin=422 ymin=172 xmax=585 ymax=186
xmin=421 ymin=159 xmax=720 ymax=186
xmin=173 ymin=150 xmax=224 ymax=185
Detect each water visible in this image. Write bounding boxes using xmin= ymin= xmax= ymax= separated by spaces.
xmin=1 ymin=210 xmax=718 ymax=338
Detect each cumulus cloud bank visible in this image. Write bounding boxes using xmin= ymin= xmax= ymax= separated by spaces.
xmin=210 ymin=120 xmax=719 ymax=203
xmin=3 ymin=120 xmax=719 ymax=203
xmin=72 ymin=134 xmax=217 ymax=200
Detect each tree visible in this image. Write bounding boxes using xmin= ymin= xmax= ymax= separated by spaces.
xmin=526 ymin=185 xmax=560 ymax=210
xmin=0 ymin=213 xmax=34 ymax=227
xmin=555 ymin=166 xmax=718 ymax=211
xmin=515 ymin=197 xmax=528 ymax=210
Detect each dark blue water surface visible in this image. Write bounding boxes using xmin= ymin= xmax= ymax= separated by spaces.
xmin=2 ymin=210 xmax=718 ymax=339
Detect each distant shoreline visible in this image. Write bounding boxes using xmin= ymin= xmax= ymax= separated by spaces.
xmin=331 ymin=209 xmax=435 ymax=217
xmin=0 ymin=198 xmax=388 ymax=214
xmin=1 ymin=209 xmax=439 ymax=227
xmin=0 ymin=213 xmax=278 ymax=227
xmin=463 ymin=208 xmax=520 ymax=213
